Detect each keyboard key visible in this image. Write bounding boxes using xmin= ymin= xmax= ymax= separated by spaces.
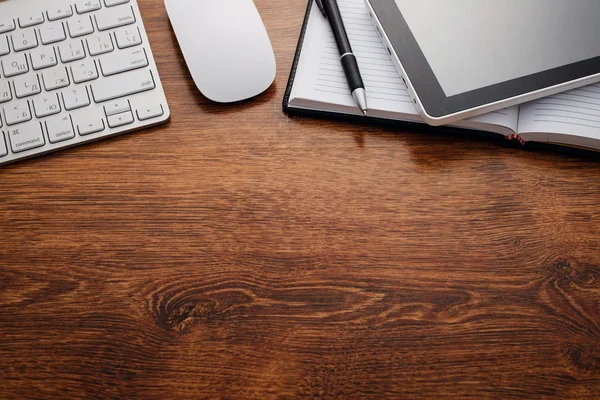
xmin=14 ymin=74 xmax=42 ymax=98
xmin=104 ymin=99 xmax=130 ymax=116
xmin=46 ymin=114 xmax=75 ymax=143
xmin=0 ymin=132 xmax=7 ymax=157
xmin=107 ymin=110 xmax=134 ymax=128
xmin=91 ymin=68 xmax=155 ymax=102
xmin=0 ymin=36 xmax=9 ymax=56
xmin=62 ymin=86 xmax=90 ymax=110
xmin=105 ymin=0 xmax=130 ymax=7
xmin=68 ymin=16 xmax=94 ymax=38
xmin=39 ymin=22 xmax=67 ymax=45
xmin=76 ymin=117 xmax=105 ymax=135
xmin=0 ymin=19 xmax=16 ymax=34
xmin=99 ymin=47 xmax=147 ymax=76
xmin=59 ymin=41 xmax=86 ymax=63
xmin=31 ymin=47 xmax=59 ymax=70
xmin=86 ymin=33 xmax=114 ymax=56
xmin=0 ymin=0 xmax=169 ymax=166
xmin=114 ymin=26 xmax=141 ymax=49
xmin=95 ymin=5 xmax=135 ymax=31
xmin=4 ymin=99 xmax=32 ymax=125
xmin=47 ymin=6 xmax=74 ymax=21
xmin=12 ymin=29 xmax=38 ymax=52
xmin=76 ymin=0 xmax=102 ymax=14
xmin=71 ymin=59 xmax=99 ymax=83
xmin=33 ymin=93 xmax=61 ymax=118
xmin=42 ymin=66 xmax=70 ymax=91
xmin=136 ymin=104 xmax=163 ymax=121
xmin=7 ymin=122 xmax=45 ymax=152
xmin=19 ymin=13 xmax=44 ymax=28
xmin=0 ymin=80 xmax=12 ymax=103
xmin=2 ymin=53 xmax=29 ymax=77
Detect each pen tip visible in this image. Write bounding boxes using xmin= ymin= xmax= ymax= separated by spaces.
xmin=362 ymin=110 xmax=368 ymax=116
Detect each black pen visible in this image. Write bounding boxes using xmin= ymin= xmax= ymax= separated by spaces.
xmin=316 ymin=0 xmax=368 ymax=115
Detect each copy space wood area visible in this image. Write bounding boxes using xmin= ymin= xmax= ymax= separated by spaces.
xmin=1 ymin=1 xmax=599 ymax=399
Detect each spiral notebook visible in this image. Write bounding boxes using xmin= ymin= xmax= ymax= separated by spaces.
xmin=283 ymin=0 xmax=600 ymax=152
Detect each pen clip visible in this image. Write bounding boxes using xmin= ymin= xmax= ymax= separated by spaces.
xmin=315 ymin=0 xmax=327 ymax=17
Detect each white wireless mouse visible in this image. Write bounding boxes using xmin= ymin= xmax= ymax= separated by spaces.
xmin=165 ymin=0 xmax=277 ymax=103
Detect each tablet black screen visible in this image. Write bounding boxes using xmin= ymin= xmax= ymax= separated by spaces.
xmin=369 ymin=0 xmax=600 ymax=118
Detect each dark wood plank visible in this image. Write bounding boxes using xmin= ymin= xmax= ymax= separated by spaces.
xmin=0 ymin=0 xmax=599 ymax=398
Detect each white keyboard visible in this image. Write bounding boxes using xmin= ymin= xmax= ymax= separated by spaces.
xmin=0 ymin=0 xmax=170 ymax=166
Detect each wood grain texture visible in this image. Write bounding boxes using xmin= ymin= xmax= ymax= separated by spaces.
xmin=1 ymin=0 xmax=600 ymax=399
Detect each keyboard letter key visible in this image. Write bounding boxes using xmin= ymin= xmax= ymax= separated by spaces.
xmin=7 ymin=122 xmax=45 ymax=152
xmin=86 ymin=33 xmax=114 ymax=56
xmin=59 ymin=41 xmax=86 ymax=63
xmin=33 ymin=93 xmax=61 ymax=118
xmin=0 ymin=80 xmax=12 ymax=104
xmin=1 ymin=53 xmax=29 ymax=77
xmin=4 ymin=99 xmax=32 ymax=125
xmin=31 ymin=47 xmax=59 ymax=70
xmin=14 ymin=74 xmax=42 ymax=98
xmin=42 ymin=66 xmax=70 ymax=91
xmin=62 ymin=86 xmax=91 ymax=111
xmin=71 ymin=59 xmax=99 ymax=83
xmin=91 ymin=69 xmax=155 ymax=102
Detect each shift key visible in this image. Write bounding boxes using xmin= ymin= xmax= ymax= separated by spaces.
xmin=91 ymin=69 xmax=155 ymax=103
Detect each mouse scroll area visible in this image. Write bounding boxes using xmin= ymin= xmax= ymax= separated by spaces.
xmin=165 ymin=0 xmax=277 ymax=103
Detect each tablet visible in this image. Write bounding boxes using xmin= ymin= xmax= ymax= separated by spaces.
xmin=365 ymin=0 xmax=600 ymax=126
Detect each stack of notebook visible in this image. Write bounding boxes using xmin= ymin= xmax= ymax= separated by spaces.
xmin=284 ymin=0 xmax=600 ymax=151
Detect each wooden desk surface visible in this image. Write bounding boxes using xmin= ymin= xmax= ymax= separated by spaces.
xmin=1 ymin=1 xmax=600 ymax=398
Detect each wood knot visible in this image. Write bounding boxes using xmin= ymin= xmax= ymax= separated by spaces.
xmin=546 ymin=259 xmax=600 ymax=288
xmin=563 ymin=341 xmax=600 ymax=376
xmin=151 ymin=287 xmax=255 ymax=334
xmin=554 ymin=259 xmax=572 ymax=271
xmin=157 ymin=299 xmax=217 ymax=334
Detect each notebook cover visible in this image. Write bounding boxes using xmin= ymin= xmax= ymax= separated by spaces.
xmin=282 ymin=0 xmax=313 ymax=115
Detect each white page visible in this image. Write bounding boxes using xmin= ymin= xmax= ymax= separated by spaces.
xmin=291 ymin=0 xmax=418 ymax=118
xmin=290 ymin=0 xmax=518 ymax=133
xmin=519 ymin=83 xmax=600 ymax=143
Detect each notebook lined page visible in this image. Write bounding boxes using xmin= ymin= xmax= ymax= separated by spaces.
xmin=518 ymin=83 xmax=600 ymax=139
xmin=290 ymin=0 xmax=518 ymax=132
xmin=316 ymin=2 xmax=411 ymax=106
xmin=291 ymin=0 xmax=418 ymax=117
